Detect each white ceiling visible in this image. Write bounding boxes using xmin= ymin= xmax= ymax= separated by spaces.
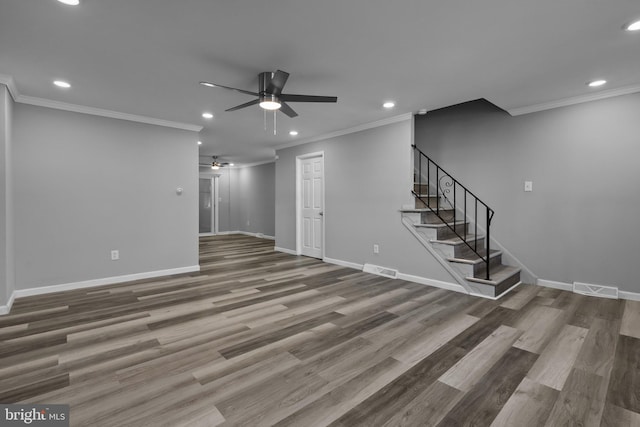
xmin=1 ymin=0 xmax=639 ymax=165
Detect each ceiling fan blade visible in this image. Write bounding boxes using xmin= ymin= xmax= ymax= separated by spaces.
xmin=279 ymin=94 xmax=337 ymax=103
xmin=279 ymin=102 xmax=298 ymax=118
xmin=266 ymin=70 xmax=289 ymax=95
xmin=200 ymin=81 xmax=258 ymax=97
xmin=225 ymin=99 xmax=260 ymax=112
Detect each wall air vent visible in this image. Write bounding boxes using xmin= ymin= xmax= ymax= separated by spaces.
xmin=363 ymin=263 xmax=399 ymax=279
xmin=573 ymin=281 xmax=618 ymax=299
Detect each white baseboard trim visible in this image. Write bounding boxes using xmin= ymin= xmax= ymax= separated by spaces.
xmin=0 ymin=292 xmax=16 ymax=315
xmin=199 ymin=232 xmax=217 ymax=237
xmin=537 ymin=277 xmax=640 ymax=301
xmin=397 ymin=272 xmax=467 ymax=294
xmin=274 ymin=246 xmax=298 ymax=256
xmin=537 ymin=278 xmax=573 ymax=291
xmin=237 ymin=231 xmax=275 ymax=240
xmin=10 ymin=265 xmax=201 ymax=301
xmin=324 ymin=257 xmax=364 ymax=271
xmin=213 ymin=231 xmax=275 ymax=240
xmin=619 ymin=291 xmax=640 ymax=302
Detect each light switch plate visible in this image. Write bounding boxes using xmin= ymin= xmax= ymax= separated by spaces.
xmin=524 ymin=181 xmax=533 ymax=192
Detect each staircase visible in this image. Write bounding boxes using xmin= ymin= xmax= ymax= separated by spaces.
xmin=401 ymin=145 xmax=521 ymax=298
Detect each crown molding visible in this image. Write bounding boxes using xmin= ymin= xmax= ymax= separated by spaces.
xmin=17 ymin=95 xmax=202 ymax=132
xmin=238 ymin=159 xmax=276 ymax=168
xmin=0 ymin=74 xmax=19 ymax=100
xmin=0 ymin=73 xmax=201 ymax=132
xmin=275 ymin=112 xmax=413 ymax=151
xmin=505 ymin=84 xmax=640 ymax=116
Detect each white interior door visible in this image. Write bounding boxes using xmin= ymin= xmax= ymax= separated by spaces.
xmin=300 ymin=155 xmax=324 ymax=258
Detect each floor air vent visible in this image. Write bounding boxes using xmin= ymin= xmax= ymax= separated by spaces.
xmin=363 ymin=264 xmax=399 ymax=279
xmin=573 ymin=282 xmax=618 ymax=299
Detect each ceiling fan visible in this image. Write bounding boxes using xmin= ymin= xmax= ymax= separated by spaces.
xmin=199 ymin=156 xmax=232 ymax=170
xmin=200 ymin=70 xmax=337 ymax=118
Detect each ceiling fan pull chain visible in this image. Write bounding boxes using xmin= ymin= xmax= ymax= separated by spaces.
xmin=274 ymin=110 xmax=277 ymax=135
xmin=264 ymin=109 xmax=267 ymax=131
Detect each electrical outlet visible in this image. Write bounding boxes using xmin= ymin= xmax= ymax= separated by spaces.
xmin=246 ymin=220 xmax=250 ymax=227
xmin=373 ymin=244 xmax=379 ymax=254
xmin=111 ymin=250 xmax=119 ymax=261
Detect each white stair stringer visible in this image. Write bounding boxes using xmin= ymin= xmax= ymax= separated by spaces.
xmin=401 ymin=212 xmax=521 ymax=299
xmin=401 ymin=216 xmax=472 ymax=295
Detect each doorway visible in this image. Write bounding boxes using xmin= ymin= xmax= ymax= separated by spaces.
xmin=199 ymin=176 xmax=219 ymax=235
xmin=296 ymin=152 xmax=324 ymax=259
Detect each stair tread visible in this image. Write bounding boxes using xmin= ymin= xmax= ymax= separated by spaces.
xmin=448 ymin=250 xmax=502 ymax=264
xmin=466 ymin=265 xmax=520 ymax=285
xmin=430 ymin=235 xmax=484 ymax=245
xmin=400 ymin=208 xmax=454 ymax=213
xmin=415 ymin=220 xmax=467 ymax=229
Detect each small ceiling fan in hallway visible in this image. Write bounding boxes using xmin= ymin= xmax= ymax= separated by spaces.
xmin=199 ymin=156 xmax=232 ymax=170
xmin=200 ymin=70 xmax=337 ymax=118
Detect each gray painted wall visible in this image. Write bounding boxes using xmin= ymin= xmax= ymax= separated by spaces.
xmin=237 ymin=162 xmax=275 ymax=237
xmin=415 ymin=94 xmax=640 ymax=293
xmin=0 ymin=85 xmax=14 ymax=306
xmin=276 ymin=119 xmax=453 ymax=282
xmin=199 ymin=162 xmax=275 ymax=236
xmin=13 ymin=104 xmax=199 ymax=290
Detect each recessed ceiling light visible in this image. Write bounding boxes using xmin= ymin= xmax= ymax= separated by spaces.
xmin=202 ymin=112 xmax=214 ymax=119
xmin=587 ymin=80 xmax=607 ymax=88
xmin=383 ymin=101 xmax=395 ymax=109
xmin=53 ymin=80 xmax=71 ymax=89
xmin=57 ymin=0 xmax=80 ymax=5
xmin=229 ymin=163 xmax=235 ymax=166
xmin=197 ymin=141 xmax=202 ymax=145
xmin=289 ymin=130 xmax=298 ymax=136
xmin=200 ymin=82 xmax=216 ymax=88
xmin=625 ymin=20 xmax=640 ymax=31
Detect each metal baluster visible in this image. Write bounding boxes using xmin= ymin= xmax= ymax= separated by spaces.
xmin=474 ymin=199 xmax=478 ymax=252
xmin=464 ymin=189 xmax=467 ymax=242
xmin=486 ymin=207 xmax=491 ymax=280
xmin=436 ymin=167 xmax=440 ymax=215
xmin=453 ymin=182 xmax=456 ymax=235
xmin=427 ymin=158 xmax=430 ymax=202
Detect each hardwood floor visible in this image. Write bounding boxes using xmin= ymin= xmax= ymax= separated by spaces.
xmin=1 ymin=234 xmax=639 ymax=426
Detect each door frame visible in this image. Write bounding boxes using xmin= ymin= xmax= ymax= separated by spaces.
xmin=198 ymin=174 xmax=220 ymax=236
xmin=295 ymin=151 xmax=325 ymax=258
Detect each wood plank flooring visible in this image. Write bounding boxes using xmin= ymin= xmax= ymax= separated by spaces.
xmin=0 ymin=234 xmax=639 ymax=426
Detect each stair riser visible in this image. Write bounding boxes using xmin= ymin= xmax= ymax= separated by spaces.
xmin=415 ymin=197 xmax=442 ymax=209
xmin=421 ymin=210 xmax=456 ymax=223
xmin=465 ymin=270 xmax=520 ymax=298
xmin=416 ymin=223 xmax=468 ymax=241
xmin=495 ymin=271 xmax=521 ymax=295
xmin=450 ymin=254 xmax=502 ymax=278
xmin=414 ymin=183 xmax=430 ymax=193
xmin=472 ymin=254 xmax=503 ymax=277
xmin=431 ymin=237 xmax=485 ymax=258
xmin=437 ymin=223 xmax=468 ymax=240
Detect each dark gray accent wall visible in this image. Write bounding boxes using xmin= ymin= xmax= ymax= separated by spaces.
xmin=276 ymin=119 xmax=453 ymax=282
xmin=415 ymin=94 xmax=640 ymax=293
xmin=0 ymin=85 xmax=14 ymax=306
xmin=199 ymin=162 xmax=275 ymax=236
xmin=13 ymin=104 xmax=199 ymax=290
xmin=237 ymin=162 xmax=275 ymax=237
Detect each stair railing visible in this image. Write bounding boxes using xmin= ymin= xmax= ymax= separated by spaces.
xmin=412 ymin=145 xmax=494 ymax=280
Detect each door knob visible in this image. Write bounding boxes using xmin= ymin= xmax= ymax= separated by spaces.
xmin=319 ymin=212 xmax=324 ymax=216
